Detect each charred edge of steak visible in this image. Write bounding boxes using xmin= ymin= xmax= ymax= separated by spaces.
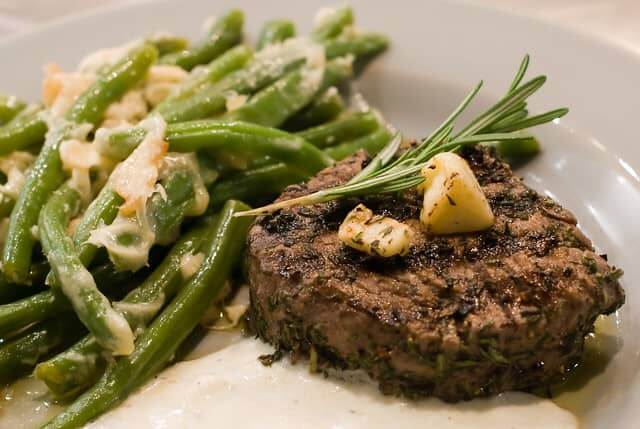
xmin=246 ymin=146 xmax=625 ymax=402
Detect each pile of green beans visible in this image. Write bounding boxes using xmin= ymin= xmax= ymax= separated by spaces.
xmin=0 ymin=6 xmax=406 ymax=427
xmin=0 ymin=95 xmax=26 ymax=125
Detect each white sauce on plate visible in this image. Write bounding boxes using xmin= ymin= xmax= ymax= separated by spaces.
xmin=6 ymin=287 xmax=609 ymax=429
xmin=86 ymin=336 xmax=577 ymax=429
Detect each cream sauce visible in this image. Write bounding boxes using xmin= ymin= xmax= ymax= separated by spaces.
xmin=87 ymin=337 xmax=576 ymax=429
xmin=3 ymin=316 xmax=625 ymax=429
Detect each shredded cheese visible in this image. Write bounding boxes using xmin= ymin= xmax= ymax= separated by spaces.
xmin=254 ymin=37 xmax=326 ymax=83
xmin=87 ymin=206 xmax=156 ymax=272
xmin=59 ymin=139 xmax=103 ymax=170
xmin=101 ymin=90 xmax=148 ymax=129
xmin=42 ymin=63 xmax=95 ymax=118
xmin=313 ymin=7 xmax=338 ymax=29
xmin=0 ymin=151 xmax=35 ymax=199
xmin=339 ymin=204 xmax=413 ymax=257
xmin=109 ymin=115 xmax=169 ymax=216
xmin=88 ymin=116 xmax=170 ymax=271
xmin=144 ymin=65 xmax=189 ymax=107
xmin=224 ymin=91 xmax=248 ymax=111
xmin=58 ymin=127 xmax=111 ymax=204
xmin=69 ymin=168 xmax=92 ymax=205
xmin=200 ymin=15 xmax=218 ymax=33
xmin=77 ymin=40 xmax=139 ymax=74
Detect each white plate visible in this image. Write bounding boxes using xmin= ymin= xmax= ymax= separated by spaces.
xmin=0 ymin=1 xmax=638 ymax=428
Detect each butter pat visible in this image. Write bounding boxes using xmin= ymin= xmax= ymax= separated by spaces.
xmin=339 ymin=204 xmax=412 ymax=257
xmin=419 ymin=152 xmax=494 ymax=234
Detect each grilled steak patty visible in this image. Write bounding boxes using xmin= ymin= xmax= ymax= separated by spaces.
xmin=246 ymin=146 xmax=625 ymax=401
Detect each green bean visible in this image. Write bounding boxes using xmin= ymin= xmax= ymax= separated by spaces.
xmin=208 ymin=127 xmax=392 ymax=207
xmin=0 ymin=106 xmax=47 ymax=156
xmin=100 ymin=120 xmax=333 ymax=175
xmin=0 ymin=95 xmax=26 ymax=126
xmin=223 ymin=57 xmax=353 ymax=127
xmin=0 ymin=315 xmax=85 ymax=384
xmin=324 ymin=127 xmax=392 ymax=160
xmin=2 ymin=125 xmax=69 ymax=283
xmin=257 ymin=19 xmax=296 ymax=49
xmin=247 ymin=110 xmax=376 ymax=171
xmin=284 ymin=87 xmax=345 ymax=131
xmin=156 ymin=44 xmax=306 ymax=123
xmin=0 ymin=263 xmax=131 ymax=338
xmin=222 ymin=67 xmax=321 ymax=127
xmin=87 ymin=163 xmax=202 ymax=273
xmin=67 ymin=43 xmax=158 ymax=125
xmin=493 ymin=137 xmax=541 ymax=164
xmin=148 ymin=168 xmax=196 ymax=245
xmin=35 ymin=222 xmax=209 ymax=399
xmin=0 ymin=288 xmax=66 ymax=338
xmin=0 ymin=191 xmax=14 ymax=218
xmin=95 ymin=129 xmax=147 ymax=161
xmin=160 ymin=44 xmax=253 ymax=105
xmin=169 ymin=121 xmax=334 ymax=175
xmin=42 ymin=200 xmax=252 ymax=429
xmin=159 ymin=10 xmax=244 ymax=71
xmin=324 ymin=32 xmax=389 ymax=73
xmin=319 ymin=56 xmax=355 ymax=89
xmin=74 ymin=186 xmax=124 ymax=267
xmin=108 ymin=47 xmax=253 ymax=158
xmin=297 ymin=111 xmax=379 ymax=148
xmin=310 ymin=6 xmax=354 ymax=41
xmin=2 ymin=43 xmax=157 ymax=284
xmin=63 ymin=161 xmax=198 ymax=278
xmin=0 ymin=263 xmax=47 ymax=305
xmin=148 ymin=33 xmax=189 ymax=57
xmin=154 ymin=34 xmax=366 ymax=124
xmin=209 ymin=163 xmax=304 ymax=208
xmin=39 ymin=184 xmax=134 ymax=355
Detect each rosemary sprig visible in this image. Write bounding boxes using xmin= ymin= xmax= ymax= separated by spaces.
xmin=235 ymin=55 xmax=568 ymax=217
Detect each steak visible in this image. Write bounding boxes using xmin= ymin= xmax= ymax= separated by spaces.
xmin=246 ymin=146 xmax=625 ymax=402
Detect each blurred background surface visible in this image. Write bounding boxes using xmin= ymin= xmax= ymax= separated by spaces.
xmin=0 ymin=0 xmax=638 ymax=53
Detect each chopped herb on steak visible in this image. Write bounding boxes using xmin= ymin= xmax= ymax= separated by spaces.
xmin=246 ymin=146 xmax=625 ymax=402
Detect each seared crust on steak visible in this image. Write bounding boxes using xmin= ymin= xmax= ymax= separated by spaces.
xmin=246 ymin=146 xmax=625 ymax=401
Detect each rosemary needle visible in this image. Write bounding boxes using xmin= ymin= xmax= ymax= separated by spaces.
xmin=235 ymin=55 xmax=569 ymax=217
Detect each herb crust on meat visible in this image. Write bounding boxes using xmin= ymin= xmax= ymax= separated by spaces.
xmin=246 ymin=146 xmax=625 ymax=402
